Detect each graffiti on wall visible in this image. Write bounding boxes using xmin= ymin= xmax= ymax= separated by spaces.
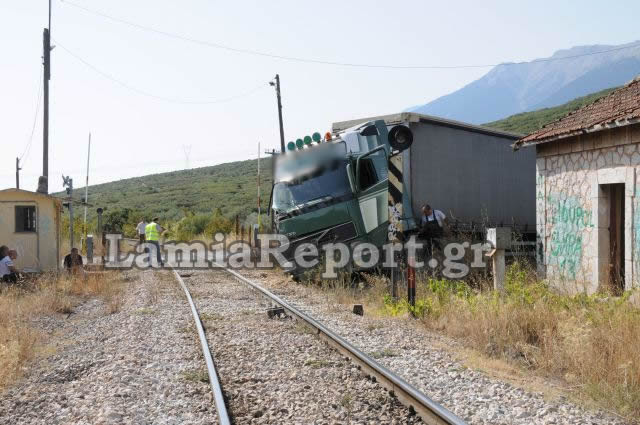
xmin=536 ymin=175 xmax=545 ymax=200
xmin=547 ymin=193 xmax=593 ymax=279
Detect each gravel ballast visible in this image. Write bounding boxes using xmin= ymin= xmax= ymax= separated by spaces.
xmin=184 ymin=269 xmax=424 ymax=424
xmin=0 ymin=270 xmax=216 ymax=425
xmin=2 ymin=266 xmax=628 ymax=425
xmin=226 ymin=269 xmax=630 ymax=425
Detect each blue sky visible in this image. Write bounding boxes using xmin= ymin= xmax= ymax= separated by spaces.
xmin=2 ymin=0 xmax=640 ymax=193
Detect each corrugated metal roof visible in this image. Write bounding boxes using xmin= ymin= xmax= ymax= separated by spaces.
xmin=516 ymin=75 xmax=640 ymax=146
xmin=332 ymin=112 xmax=522 ymax=140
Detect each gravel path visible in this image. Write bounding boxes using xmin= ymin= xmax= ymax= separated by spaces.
xmin=0 ymin=270 xmax=217 ymax=425
xmin=184 ymin=269 xmax=423 ymax=424
xmin=225 ymin=269 xmax=630 ymax=425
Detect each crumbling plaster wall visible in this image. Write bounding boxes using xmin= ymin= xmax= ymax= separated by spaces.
xmin=536 ymin=125 xmax=640 ymax=294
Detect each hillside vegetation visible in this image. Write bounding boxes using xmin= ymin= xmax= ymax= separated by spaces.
xmin=59 ymin=158 xmax=272 ymax=222
xmin=483 ymin=87 xmax=617 ymax=134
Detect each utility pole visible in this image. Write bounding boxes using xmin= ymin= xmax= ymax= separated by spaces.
xmin=42 ymin=0 xmax=52 ymax=194
xmin=83 ymin=133 xmax=91 ymax=247
xmin=270 ymin=75 xmax=285 ymax=153
xmin=257 ymin=142 xmax=261 ymax=229
xmin=15 ymin=158 xmax=21 ymax=189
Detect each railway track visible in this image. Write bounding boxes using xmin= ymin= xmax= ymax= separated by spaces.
xmin=173 ymin=268 xmax=230 ymax=425
xmin=174 ymin=267 xmax=466 ymax=425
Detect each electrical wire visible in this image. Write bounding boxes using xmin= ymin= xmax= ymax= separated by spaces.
xmin=60 ymin=0 xmax=640 ymax=70
xmin=54 ymin=40 xmax=269 ymax=104
xmin=19 ymin=68 xmax=43 ymax=164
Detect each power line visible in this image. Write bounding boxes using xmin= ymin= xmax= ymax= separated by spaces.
xmin=60 ymin=0 xmax=640 ymax=70
xmin=20 ymin=68 xmax=44 ymax=164
xmin=54 ymin=40 xmax=269 ymax=104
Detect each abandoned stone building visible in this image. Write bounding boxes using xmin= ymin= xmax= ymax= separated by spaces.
xmin=516 ymin=76 xmax=640 ymax=294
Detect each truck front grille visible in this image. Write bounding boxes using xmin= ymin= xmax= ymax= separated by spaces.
xmin=283 ymin=221 xmax=357 ymax=260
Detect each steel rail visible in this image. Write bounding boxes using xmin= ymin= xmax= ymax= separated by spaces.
xmin=172 ymin=268 xmax=231 ymax=425
xmin=219 ymin=266 xmax=466 ymax=425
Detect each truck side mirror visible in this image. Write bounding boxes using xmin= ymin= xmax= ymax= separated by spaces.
xmin=359 ymin=124 xmax=379 ymax=137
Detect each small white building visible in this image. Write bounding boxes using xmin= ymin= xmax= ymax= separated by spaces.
xmin=516 ymin=77 xmax=640 ymax=294
xmin=0 ymin=188 xmax=62 ymax=272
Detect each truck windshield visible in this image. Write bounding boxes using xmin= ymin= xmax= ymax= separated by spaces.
xmin=272 ymin=162 xmax=351 ymax=213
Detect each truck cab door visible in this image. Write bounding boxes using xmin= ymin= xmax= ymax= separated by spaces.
xmin=355 ymin=146 xmax=389 ymax=245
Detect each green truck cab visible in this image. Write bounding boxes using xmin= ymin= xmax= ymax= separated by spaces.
xmin=270 ymin=120 xmax=413 ymax=271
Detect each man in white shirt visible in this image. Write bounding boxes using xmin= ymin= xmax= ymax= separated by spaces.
xmin=136 ymin=219 xmax=147 ymax=244
xmin=421 ymin=205 xmax=446 ymax=228
xmin=419 ymin=204 xmax=447 ymax=257
xmin=0 ymin=246 xmax=18 ymax=284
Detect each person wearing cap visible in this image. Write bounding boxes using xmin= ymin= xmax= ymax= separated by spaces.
xmin=145 ymin=217 xmax=165 ymax=267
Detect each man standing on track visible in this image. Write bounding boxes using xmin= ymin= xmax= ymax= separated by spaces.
xmin=145 ymin=217 xmax=164 ymax=267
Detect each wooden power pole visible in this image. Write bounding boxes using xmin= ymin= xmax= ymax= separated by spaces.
xmin=270 ymin=75 xmax=285 ymax=153
xmin=42 ymin=0 xmax=52 ymax=194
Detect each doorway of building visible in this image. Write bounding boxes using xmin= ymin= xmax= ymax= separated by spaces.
xmin=603 ymin=183 xmax=625 ymax=293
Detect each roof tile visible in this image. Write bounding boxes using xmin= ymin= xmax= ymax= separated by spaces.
xmin=518 ymin=75 xmax=640 ymax=145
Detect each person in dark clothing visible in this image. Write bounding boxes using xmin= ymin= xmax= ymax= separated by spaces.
xmin=64 ymin=248 xmax=84 ymax=274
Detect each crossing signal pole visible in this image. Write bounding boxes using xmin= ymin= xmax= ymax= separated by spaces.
xmin=42 ymin=0 xmax=52 ymax=194
xmin=270 ymin=75 xmax=285 ymax=153
xmin=63 ymin=175 xmax=74 ymax=249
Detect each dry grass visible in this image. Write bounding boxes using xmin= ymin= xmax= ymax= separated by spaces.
xmin=412 ymin=265 xmax=640 ymax=420
xmin=0 ymin=271 xmax=127 ymax=392
xmin=303 ymin=264 xmax=640 ymax=421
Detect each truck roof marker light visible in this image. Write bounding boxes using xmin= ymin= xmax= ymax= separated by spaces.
xmin=304 ymin=135 xmax=312 ymax=145
xmin=287 ymin=141 xmax=296 ymax=151
xmin=312 ymin=132 xmax=322 ymax=143
xmin=296 ymin=138 xmax=304 ymax=149
xmin=325 ymin=132 xmax=332 ymax=141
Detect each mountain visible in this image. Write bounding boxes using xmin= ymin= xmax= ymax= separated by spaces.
xmin=408 ymin=42 xmax=640 ymax=124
